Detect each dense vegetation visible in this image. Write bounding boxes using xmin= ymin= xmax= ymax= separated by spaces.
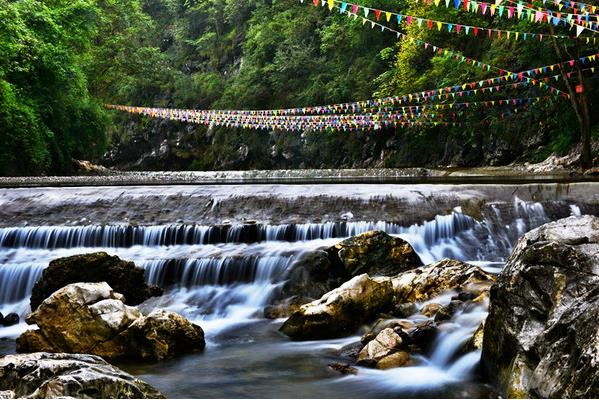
xmin=1 ymin=0 xmax=598 ymax=174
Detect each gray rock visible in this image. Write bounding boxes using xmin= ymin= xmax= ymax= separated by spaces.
xmin=330 ymin=231 xmax=423 ymax=277
xmin=1 ymin=314 xmax=19 ymax=327
xmin=30 ymin=252 xmax=162 ymax=311
xmin=273 ymin=231 xmax=422 ymax=311
xmin=481 ymin=216 xmax=599 ymax=398
xmin=0 ymin=353 xmax=164 ymax=398
xmin=280 ymin=274 xmax=394 ymax=340
xmin=392 ymin=259 xmax=496 ymax=304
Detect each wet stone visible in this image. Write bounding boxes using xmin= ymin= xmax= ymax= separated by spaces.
xmin=328 ymin=363 xmax=358 ymax=375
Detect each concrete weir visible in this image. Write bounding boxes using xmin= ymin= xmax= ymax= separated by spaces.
xmin=0 ymin=171 xmax=598 ymax=227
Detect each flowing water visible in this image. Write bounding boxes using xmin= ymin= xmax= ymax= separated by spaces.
xmin=0 ymin=183 xmax=595 ymax=398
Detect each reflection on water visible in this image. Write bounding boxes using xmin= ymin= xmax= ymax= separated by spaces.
xmin=118 ymin=321 xmax=496 ymax=399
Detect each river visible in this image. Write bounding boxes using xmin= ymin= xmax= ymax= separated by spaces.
xmin=0 ymin=182 xmax=598 ymax=398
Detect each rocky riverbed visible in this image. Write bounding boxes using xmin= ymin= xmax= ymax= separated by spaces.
xmin=1 ymin=181 xmax=598 ymax=398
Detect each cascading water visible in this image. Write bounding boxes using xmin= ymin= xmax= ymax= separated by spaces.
xmin=0 ymin=189 xmax=585 ymax=397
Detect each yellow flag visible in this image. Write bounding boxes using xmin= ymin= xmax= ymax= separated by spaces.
xmin=386 ymin=12 xmax=392 ymax=22
xmin=327 ymin=0 xmax=334 ymax=10
xmin=437 ymin=21 xmax=443 ymax=30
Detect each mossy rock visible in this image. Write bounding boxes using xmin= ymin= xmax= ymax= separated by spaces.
xmin=30 ymin=252 xmax=162 ymax=311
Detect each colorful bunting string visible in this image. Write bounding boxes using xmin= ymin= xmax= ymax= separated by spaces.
xmin=322 ymin=0 xmax=596 ymax=40
xmin=307 ymin=0 xmax=511 ymax=77
xmin=409 ymin=0 xmax=599 ymax=35
xmin=517 ymin=0 xmax=599 ymax=16
xmin=306 ymin=0 xmax=571 ymax=96
xmin=502 ymin=0 xmax=599 ymax=35
xmin=106 ymin=95 xmax=558 ymax=132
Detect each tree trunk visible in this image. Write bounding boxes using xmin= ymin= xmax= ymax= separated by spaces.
xmin=549 ymin=25 xmax=592 ymax=170
xmin=575 ymin=42 xmax=593 ymax=169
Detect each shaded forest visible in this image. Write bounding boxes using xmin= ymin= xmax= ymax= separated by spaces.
xmin=1 ymin=0 xmax=598 ymax=175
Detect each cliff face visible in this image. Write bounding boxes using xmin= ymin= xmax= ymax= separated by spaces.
xmin=103 ymin=117 xmax=552 ymax=170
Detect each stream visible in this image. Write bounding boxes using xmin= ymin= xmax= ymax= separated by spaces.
xmin=0 ymin=182 xmax=597 ymax=398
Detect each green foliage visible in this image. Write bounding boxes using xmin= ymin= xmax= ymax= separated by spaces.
xmin=0 ymin=0 xmax=108 ymax=175
xmin=2 ymin=0 xmax=597 ymax=174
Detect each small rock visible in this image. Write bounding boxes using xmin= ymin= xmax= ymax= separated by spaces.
xmin=328 ymin=363 xmax=358 ymax=375
xmin=1 ymin=314 xmax=19 ymax=327
xmin=583 ymin=167 xmax=599 ymax=176
xmin=464 ymin=320 xmax=485 ymax=352
xmin=420 ymin=303 xmax=442 ymax=317
xmin=357 ymin=328 xmax=402 ymax=365
xmin=263 ymin=296 xmax=313 ymax=319
xmin=376 ymin=351 xmax=411 ymax=370
xmin=452 ymin=292 xmax=477 ymax=302
xmin=337 ymin=342 xmax=364 ymax=359
xmin=434 ymin=301 xmax=463 ymax=323
xmin=393 ymin=328 xmax=413 ymax=346
xmin=332 ymin=231 xmax=423 ymax=277
xmin=410 ymin=321 xmax=438 ymax=353
xmin=393 ymin=303 xmax=417 ymax=318
xmin=392 ymin=259 xmax=496 ymax=304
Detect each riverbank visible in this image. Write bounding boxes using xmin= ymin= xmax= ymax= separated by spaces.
xmin=1 ymin=166 xmax=597 ymax=188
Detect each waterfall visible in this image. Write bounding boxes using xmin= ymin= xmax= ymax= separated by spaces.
xmin=0 ymin=216 xmax=475 ymax=249
xmin=0 ymin=196 xmax=569 ymax=339
xmin=0 ymin=263 xmax=45 ymax=317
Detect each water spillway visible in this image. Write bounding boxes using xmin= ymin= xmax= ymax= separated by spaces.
xmin=0 ymin=183 xmax=597 ymax=397
xmin=0 ymin=217 xmax=476 ymax=249
xmin=0 ymin=196 xmax=563 ymax=328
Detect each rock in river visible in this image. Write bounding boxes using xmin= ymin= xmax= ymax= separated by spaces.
xmin=271 ymin=231 xmax=422 ymax=316
xmin=357 ymin=328 xmax=403 ymax=365
xmin=481 ymin=216 xmax=599 ymax=398
xmin=330 ymin=230 xmax=423 ymax=277
xmin=30 ymin=252 xmax=162 ymax=311
xmin=392 ymin=259 xmax=496 ymax=303
xmin=1 ymin=313 xmax=19 ymax=327
xmin=0 ymin=353 xmax=164 ymax=398
xmin=280 ymin=274 xmax=394 ymax=340
xmin=17 ymin=282 xmax=205 ymax=361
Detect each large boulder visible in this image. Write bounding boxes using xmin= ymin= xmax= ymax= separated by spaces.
xmin=392 ymin=259 xmax=496 ymax=303
xmin=279 ymin=274 xmax=394 ymax=340
xmin=481 ymin=216 xmax=599 ymax=398
xmin=30 ymin=252 xmax=162 ymax=311
xmin=331 ymin=230 xmax=423 ymax=276
xmin=270 ymin=231 xmax=422 ymax=316
xmin=17 ymin=282 xmax=204 ymax=361
xmin=276 ymin=250 xmax=348 ymax=302
xmin=0 ymin=353 xmax=164 ymax=399
xmin=95 ymin=310 xmax=207 ymax=360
